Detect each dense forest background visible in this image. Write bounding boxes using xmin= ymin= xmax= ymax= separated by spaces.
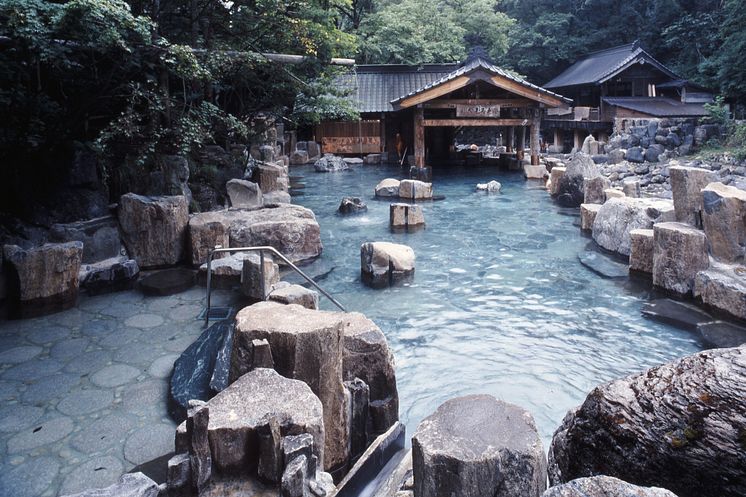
xmin=0 ymin=0 xmax=744 ymax=220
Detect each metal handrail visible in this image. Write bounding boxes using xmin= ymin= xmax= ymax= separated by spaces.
xmin=204 ymin=245 xmax=346 ymax=326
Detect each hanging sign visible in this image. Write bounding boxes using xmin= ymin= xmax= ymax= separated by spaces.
xmin=456 ymin=104 xmax=501 ymax=118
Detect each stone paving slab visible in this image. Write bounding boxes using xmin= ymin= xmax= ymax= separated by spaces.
xmin=0 ymin=286 xmax=243 ymax=497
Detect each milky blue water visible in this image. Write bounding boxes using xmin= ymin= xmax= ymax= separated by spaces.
xmin=290 ymin=164 xmax=702 ymax=446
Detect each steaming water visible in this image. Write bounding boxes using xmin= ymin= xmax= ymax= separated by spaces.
xmin=290 ymin=164 xmax=701 ymax=446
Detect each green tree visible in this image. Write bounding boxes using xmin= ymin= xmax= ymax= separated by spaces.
xmin=713 ymin=0 xmax=746 ymax=102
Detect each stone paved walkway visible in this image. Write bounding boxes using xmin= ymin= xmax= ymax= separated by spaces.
xmin=0 ymin=286 xmax=242 ymax=497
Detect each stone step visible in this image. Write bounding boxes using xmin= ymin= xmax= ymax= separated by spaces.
xmin=641 ymin=298 xmax=713 ymax=332
xmin=697 ymin=321 xmax=746 ymax=349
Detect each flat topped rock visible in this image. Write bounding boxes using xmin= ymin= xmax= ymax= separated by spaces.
xmin=641 ymin=298 xmax=713 ymax=332
xmin=139 ymin=268 xmax=195 ymax=296
xmin=60 ymin=472 xmax=159 ymax=497
xmin=413 ymin=395 xmax=547 ymax=497
xmin=178 ymin=368 xmax=325 ymax=475
xmin=231 ymin=301 xmax=349 ymax=472
xmin=415 ymin=395 xmax=541 ymax=460
xmin=697 ymin=321 xmax=746 ymax=349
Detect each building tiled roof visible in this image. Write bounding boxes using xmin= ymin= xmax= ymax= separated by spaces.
xmin=391 ymin=56 xmax=570 ymax=106
xmin=334 ymin=64 xmax=458 ymax=113
xmin=544 ymin=42 xmax=679 ymax=89
xmin=603 ymin=97 xmax=709 ymax=117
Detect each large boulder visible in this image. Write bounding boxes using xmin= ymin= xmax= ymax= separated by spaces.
xmin=188 ymin=211 xmax=230 ymax=266
xmin=413 ymin=395 xmax=547 ymax=497
xmin=314 ymin=155 xmax=348 ymax=172
xmin=626 ymin=146 xmax=645 ymax=163
xmin=375 ymin=179 xmax=401 ymax=198
xmin=230 ymin=302 xmax=349 ymax=472
xmin=229 ymin=205 xmax=322 ymax=264
xmin=557 ymin=153 xmax=599 ymax=207
xmin=669 ymin=166 xmax=719 ymax=228
xmin=197 ymin=254 xmax=247 ymax=288
xmin=399 ymin=180 xmax=433 ymax=200
xmin=60 ymin=472 xmax=160 ymax=497
xmin=118 ymin=194 xmax=189 ymax=268
xmin=3 ymin=242 xmax=83 ymax=317
xmin=289 ymin=150 xmax=309 ymax=165
xmin=701 ymin=182 xmax=746 ymax=263
xmin=49 ymin=215 xmax=123 ymax=264
xmin=547 ymin=346 xmax=746 ymax=497
xmin=176 ymin=368 xmax=325 ymax=475
xmin=592 ymin=197 xmax=675 ymax=256
xmin=542 ymin=476 xmax=678 ymax=497
xmin=652 ymin=222 xmax=709 ymax=295
xmin=360 ymin=242 xmax=415 ymax=288
xmin=342 ymin=313 xmax=399 ymax=434
xmin=694 ymin=261 xmax=746 ymax=320
xmin=226 ymin=179 xmax=263 ymax=209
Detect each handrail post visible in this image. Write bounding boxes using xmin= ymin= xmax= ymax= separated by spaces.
xmin=259 ymin=249 xmax=266 ymax=300
xmin=204 ymin=246 xmax=218 ymax=327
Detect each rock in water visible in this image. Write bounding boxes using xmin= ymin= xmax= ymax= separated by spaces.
xmin=60 ymin=472 xmax=160 ymax=497
xmin=413 ymin=395 xmax=547 ymax=497
xmin=338 ymin=196 xmax=368 ymax=215
xmin=314 ymin=155 xmax=348 ymax=172
xmin=118 ymin=194 xmax=189 ymax=268
xmin=547 ymin=346 xmax=746 ymax=497
xmin=360 ymin=242 xmax=415 ymax=288
xmin=2 ymin=242 xmax=83 ymax=318
xmin=592 ymin=197 xmax=675 ymax=256
xmin=476 ymin=180 xmax=502 ymax=193
xmin=230 ymin=302 xmax=349 ymax=472
xmin=542 ymin=476 xmax=678 ymax=497
xmin=375 ymin=179 xmax=401 ymax=198
xmin=697 ymin=321 xmax=746 ymax=349
xmin=399 ymin=179 xmax=433 ymax=200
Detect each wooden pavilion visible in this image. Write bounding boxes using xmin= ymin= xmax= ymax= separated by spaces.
xmin=318 ymin=53 xmax=570 ymax=166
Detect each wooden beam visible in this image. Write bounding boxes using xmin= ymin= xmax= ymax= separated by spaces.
xmin=424 ymin=98 xmax=535 ymax=109
xmin=414 ymin=107 xmax=425 ymax=167
xmin=489 ymin=75 xmax=566 ymax=107
xmin=397 ymin=76 xmax=471 ymax=109
xmin=423 ymin=118 xmax=529 ymax=127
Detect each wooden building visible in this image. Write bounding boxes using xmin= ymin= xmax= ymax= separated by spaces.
xmin=317 ymin=53 xmax=570 ymax=166
xmin=542 ymin=41 xmax=714 ymax=151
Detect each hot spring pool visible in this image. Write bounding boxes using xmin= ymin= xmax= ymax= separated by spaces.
xmin=289 ymin=163 xmax=702 ymax=445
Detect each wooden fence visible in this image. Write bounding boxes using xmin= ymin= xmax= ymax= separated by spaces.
xmin=314 ymin=120 xmax=382 ymax=154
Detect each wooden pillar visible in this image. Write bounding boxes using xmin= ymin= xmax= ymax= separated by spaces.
xmin=573 ymin=129 xmax=582 ymax=151
xmin=506 ymin=126 xmax=515 ymax=153
xmin=554 ymin=129 xmax=561 ymax=148
xmin=414 ymin=107 xmax=425 ymax=168
xmin=530 ymin=111 xmax=541 ymax=165
xmin=518 ymin=126 xmax=526 ymax=152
